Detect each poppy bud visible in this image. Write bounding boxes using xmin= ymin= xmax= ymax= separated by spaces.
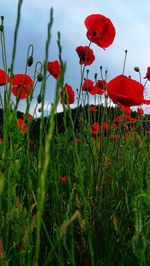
xmin=134 ymin=66 xmax=140 ymax=72
xmin=1 ymin=16 xmax=4 ymax=22
xmin=94 ymin=73 xmax=97 ymax=82
xmin=37 ymin=94 xmax=42 ymax=104
xmin=86 ymin=69 xmax=89 ymax=75
xmin=0 ymin=16 xmax=4 ymax=32
xmin=37 ymin=73 xmax=43 ymax=82
xmin=27 ymin=56 xmax=33 ymax=67
xmin=38 ymin=107 xmax=43 ymax=112
xmin=0 ymin=25 xmax=4 ymax=32
xmin=8 ymin=68 xmax=14 ymax=78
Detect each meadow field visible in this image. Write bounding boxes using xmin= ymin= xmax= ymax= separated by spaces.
xmin=0 ymin=1 xmax=150 ymax=265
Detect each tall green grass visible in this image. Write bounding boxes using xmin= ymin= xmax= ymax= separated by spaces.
xmin=0 ymin=1 xmax=150 ymax=265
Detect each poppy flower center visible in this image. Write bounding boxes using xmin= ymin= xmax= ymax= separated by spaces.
xmin=14 ymin=83 xmax=26 ymax=90
xmin=80 ymin=55 xmax=86 ymax=62
xmin=92 ymin=31 xmax=97 ymax=37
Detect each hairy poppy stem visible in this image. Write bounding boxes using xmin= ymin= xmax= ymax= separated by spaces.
xmin=122 ymin=50 xmax=128 ymax=75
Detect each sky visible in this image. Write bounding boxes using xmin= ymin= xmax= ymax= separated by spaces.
xmin=0 ymin=0 xmax=150 ymax=115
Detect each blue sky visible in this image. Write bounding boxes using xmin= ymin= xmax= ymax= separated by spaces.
xmin=0 ymin=0 xmax=150 ymax=114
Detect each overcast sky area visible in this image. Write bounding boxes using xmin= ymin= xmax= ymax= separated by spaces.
xmin=0 ymin=0 xmax=150 ymax=115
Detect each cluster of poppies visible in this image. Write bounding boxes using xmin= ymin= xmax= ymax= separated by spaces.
xmin=0 ymin=12 xmax=149 ymax=140
xmin=77 ymin=14 xmax=150 ymax=108
xmin=66 ymin=13 xmax=150 ymax=107
xmin=0 ymin=70 xmax=33 ymax=100
xmin=91 ymin=116 xmax=136 ymax=136
xmin=88 ymin=100 xmax=147 ymax=139
xmin=1 ymin=13 xmax=150 ymax=108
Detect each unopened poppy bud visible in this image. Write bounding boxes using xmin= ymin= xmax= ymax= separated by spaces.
xmin=0 ymin=16 xmax=4 ymax=31
xmin=37 ymin=94 xmax=42 ymax=103
xmin=27 ymin=56 xmax=33 ymax=67
xmin=37 ymin=73 xmax=43 ymax=82
xmin=94 ymin=73 xmax=97 ymax=81
xmin=0 ymin=25 xmax=4 ymax=31
xmin=57 ymin=31 xmax=61 ymax=40
xmin=38 ymin=107 xmax=43 ymax=112
xmin=1 ymin=16 xmax=4 ymax=22
xmin=134 ymin=66 xmax=140 ymax=72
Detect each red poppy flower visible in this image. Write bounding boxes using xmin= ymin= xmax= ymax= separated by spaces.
xmin=115 ymin=114 xmax=136 ymax=123
xmin=126 ymin=115 xmax=136 ymax=122
xmin=144 ymin=67 xmax=150 ymax=80
xmin=102 ymin=122 xmax=109 ymax=131
xmin=0 ymin=137 xmax=3 ymax=142
xmin=12 ymin=74 xmax=33 ymax=99
xmin=131 ymin=127 xmax=136 ymax=132
xmin=0 ymin=69 xmax=10 ymax=86
xmin=124 ymin=133 xmax=130 ymax=140
xmin=89 ymin=105 xmax=97 ymax=112
xmin=95 ymin=80 xmax=106 ymax=95
xmin=82 ymin=79 xmax=94 ymax=92
xmin=89 ymin=86 xmax=98 ymax=95
xmin=96 ymin=80 xmax=107 ymax=90
xmin=60 ymin=175 xmax=68 ymax=183
xmin=16 ymin=118 xmax=27 ymax=134
xmin=119 ymin=105 xmax=131 ymax=114
xmin=60 ymin=83 xmax=75 ymax=104
xmin=137 ymin=108 xmax=144 ymax=116
xmin=76 ymin=46 xmax=95 ymax=66
xmin=47 ymin=60 xmax=60 ymax=79
xmin=110 ymin=122 xmax=117 ymax=129
xmin=107 ymin=74 xmax=150 ymax=106
xmin=115 ymin=115 xmax=125 ymax=123
xmin=75 ymin=137 xmax=81 ymax=143
xmin=91 ymin=122 xmax=100 ymax=135
xmin=84 ymin=14 xmax=116 ymax=49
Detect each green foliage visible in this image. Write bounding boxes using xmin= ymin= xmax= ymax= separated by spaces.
xmin=0 ymin=2 xmax=150 ymax=266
